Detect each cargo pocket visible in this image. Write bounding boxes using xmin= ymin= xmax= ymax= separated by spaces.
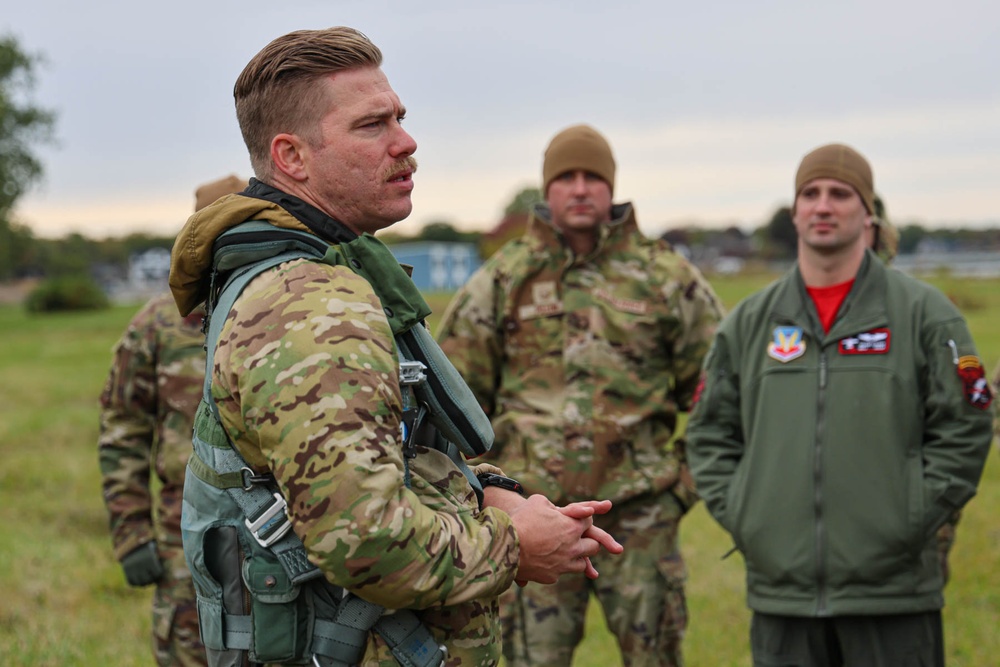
xmin=243 ymin=556 xmax=309 ymax=663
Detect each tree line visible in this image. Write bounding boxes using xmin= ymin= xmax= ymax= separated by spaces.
xmin=2 ymin=33 xmax=999 ymax=287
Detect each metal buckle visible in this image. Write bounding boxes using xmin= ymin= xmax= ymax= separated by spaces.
xmin=437 ymin=645 xmax=448 ymax=667
xmin=240 ymin=466 xmax=274 ymax=491
xmin=245 ymin=492 xmax=292 ymax=547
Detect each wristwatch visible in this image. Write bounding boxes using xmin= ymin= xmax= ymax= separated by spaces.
xmin=476 ymin=473 xmax=525 ymax=495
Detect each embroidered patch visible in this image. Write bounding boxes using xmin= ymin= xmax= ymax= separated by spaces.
xmin=594 ymin=288 xmax=649 ymax=315
xmin=957 ymin=355 xmax=993 ymax=409
xmin=768 ymin=326 xmax=806 ymax=363
xmin=517 ymin=302 xmax=564 ymax=320
xmin=839 ymin=328 xmax=891 ymax=354
xmin=691 ymin=373 xmax=706 ymax=408
xmin=532 ymin=281 xmax=559 ymax=305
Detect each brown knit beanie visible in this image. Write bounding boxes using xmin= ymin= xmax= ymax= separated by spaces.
xmin=543 ymin=124 xmax=616 ymax=194
xmin=795 ymin=143 xmax=874 ymax=214
xmin=194 ymin=174 xmax=248 ymax=212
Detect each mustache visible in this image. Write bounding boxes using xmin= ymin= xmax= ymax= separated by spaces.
xmin=383 ymin=156 xmax=418 ymax=181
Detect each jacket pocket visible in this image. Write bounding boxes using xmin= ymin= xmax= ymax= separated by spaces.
xmin=243 ymin=555 xmax=309 ymax=663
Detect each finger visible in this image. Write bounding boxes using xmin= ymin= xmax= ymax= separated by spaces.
xmin=565 ymin=499 xmax=613 ymax=515
xmin=558 ymin=503 xmax=596 ymax=519
xmin=583 ymin=525 xmax=624 ymax=554
xmin=583 ymin=556 xmax=600 ymax=580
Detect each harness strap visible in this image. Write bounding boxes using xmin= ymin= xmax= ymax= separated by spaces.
xmin=196 ymin=224 xmax=470 ymax=666
xmin=201 ymin=249 xmax=329 ymax=585
xmin=220 ymin=602 xmax=445 ymax=667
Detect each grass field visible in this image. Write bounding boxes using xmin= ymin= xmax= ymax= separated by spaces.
xmin=1 ymin=271 xmax=997 ymax=666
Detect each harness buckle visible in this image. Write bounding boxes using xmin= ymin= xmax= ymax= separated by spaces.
xmin=399 ymin=360 xmax=427 ymax=386
xmin=245 ymin=492 xmax=293 ymax=547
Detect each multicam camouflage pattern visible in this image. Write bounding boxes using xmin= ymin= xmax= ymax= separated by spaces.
xmin=98 ymin=292 xmax=207 ymax=666
xmin=437 ymin=203 xmax=722 ymax=667
xmin=174 ymin=194 xmax=520 ymax=666
xmin=437 ymin=203 xmax=723 ymax=507
xmin=151 ymin=557 xmax=205 ymax=667
xmin=993 ymin=360 xmax=1000 ymax=441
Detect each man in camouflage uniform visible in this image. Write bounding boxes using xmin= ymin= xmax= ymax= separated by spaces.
xmin=167 ymin=28 xmax=622 ymax=667
xmin=98 ymin=174 xmax=246 ymax=666
xmin=437 ymin=124 xmax=724 ymax=667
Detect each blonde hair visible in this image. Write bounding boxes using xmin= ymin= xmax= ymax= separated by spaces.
xmin=234 ymin=27 xmax=382 ymax=180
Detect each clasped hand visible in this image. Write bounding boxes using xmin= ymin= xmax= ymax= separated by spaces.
xmin=496 ymin=492 xmax=623 ymax=586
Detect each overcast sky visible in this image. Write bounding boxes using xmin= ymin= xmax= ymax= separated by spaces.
xmin=4 ymin=0 xmax=999 ymax=239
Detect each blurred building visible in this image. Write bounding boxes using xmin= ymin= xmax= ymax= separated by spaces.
xmin=389 ymin=242 xmax=481 ymax=292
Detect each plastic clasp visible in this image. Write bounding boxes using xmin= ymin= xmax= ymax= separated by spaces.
xmin=399 ymin=360 xmax=427 ymax=386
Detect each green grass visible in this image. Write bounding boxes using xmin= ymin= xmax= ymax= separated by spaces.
xmin=1 ymin=272 xmax=997 ymax=666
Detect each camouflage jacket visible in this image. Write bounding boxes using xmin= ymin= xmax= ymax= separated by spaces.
xmin=99 ymin=293 xmax=206 ymax=560
xmin=437 ymin=203 xmax=723 ymax=506
xmin=169 ymin=189 xmax=519 ymax=665
xmin=993 ymin=360 xmax=1000 ymax=441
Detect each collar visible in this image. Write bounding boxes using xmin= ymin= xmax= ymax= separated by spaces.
xmin=770 ymin=250 xmax=889 ymax=338
xmin=523 ymin=202 xmax=639 ymax=259
xmin=170 ymin=180 xmax=359 ymax=315
xmin=243 ymin=178 xmax=358 ymax=245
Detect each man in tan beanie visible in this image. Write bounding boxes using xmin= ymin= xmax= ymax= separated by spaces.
xmin=687 ymin=143 xmax=993 ymax=666
xmin=98 ymin=175 xmax=246 ymax=666
xmin=438 ymin=124 xmax=724 ymax=667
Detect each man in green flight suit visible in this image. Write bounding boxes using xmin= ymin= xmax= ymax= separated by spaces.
xmin=687 ymin=143 xmax=993 ymax=667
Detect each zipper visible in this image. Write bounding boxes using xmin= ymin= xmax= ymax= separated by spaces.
xmin=814 ymin=350 xmax=828 ymax=615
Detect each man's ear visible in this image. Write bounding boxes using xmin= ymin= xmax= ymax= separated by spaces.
xmin=271 ymin=133 xmax=309 ymax=182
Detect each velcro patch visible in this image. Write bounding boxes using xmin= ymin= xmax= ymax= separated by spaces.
xmin=768 ymin=326 xmax=806 ymax=363
xmin=839 ymin=328 xmax=891 ymax=354
xmin=957 ymin=355 xmax=993 ymax=409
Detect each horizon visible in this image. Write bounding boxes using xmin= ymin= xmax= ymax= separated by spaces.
xmin=5 ymin=2 xmax=999 ymax=240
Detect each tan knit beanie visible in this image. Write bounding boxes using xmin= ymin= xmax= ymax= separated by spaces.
xmin=795 ymin=143 xmax=874 ymax=214
xmin=543 ymin=124 xmax=616 ymax=194
xmin=194 ymin=174 xmax=248 ymax=212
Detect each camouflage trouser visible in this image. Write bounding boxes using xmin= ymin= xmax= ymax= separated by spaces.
xmin=936 ymin=509 xmax=962 ymax=586
xmin=501 ymin=491 xmax=687 ymax=667
xmin=151 ymin=550 xmax=207 ymax=666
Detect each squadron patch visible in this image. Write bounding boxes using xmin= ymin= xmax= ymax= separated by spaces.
xmin=691 ymin=373 xmax=706 ymax=408
xmin=839 ymin=328 xmax=891 ymax=355
xmin=768 ymin=326 xmax=806 ymax=363
xmin=956 ymin=355 xmax=993 ymax=409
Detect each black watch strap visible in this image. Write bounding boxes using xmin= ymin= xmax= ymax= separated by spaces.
xmin=476 ymin=473 xmax=525 ymax=495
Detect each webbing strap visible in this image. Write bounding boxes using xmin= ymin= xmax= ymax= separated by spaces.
xmin=199 ymin=226 xmax=450 ymax=666
xmin=375 ymin=610 xmax=447 ymax=667
xmin=203 ymin=250 xmax=327 ymax=586
xmin=220 ymin=601 xmax=444 ymax=667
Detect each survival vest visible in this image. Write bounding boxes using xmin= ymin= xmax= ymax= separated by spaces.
xmin=181 ymin=221 xmax=495 ymax=666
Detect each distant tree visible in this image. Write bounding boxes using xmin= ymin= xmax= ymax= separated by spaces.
xmin=416 ymin=220 xmax=479 ymax=244
xmin=762 ymin=206 xmax=797 ymax=259
xmin=504 ymin=186 xmax=543 ymax=216
xmin=0 ymin=217 xmax=38 ymax=279
xmin=0 ymin=34 xmax=57 ymax=222
xmin=898 ymin=224 xmax=926 ymax=255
